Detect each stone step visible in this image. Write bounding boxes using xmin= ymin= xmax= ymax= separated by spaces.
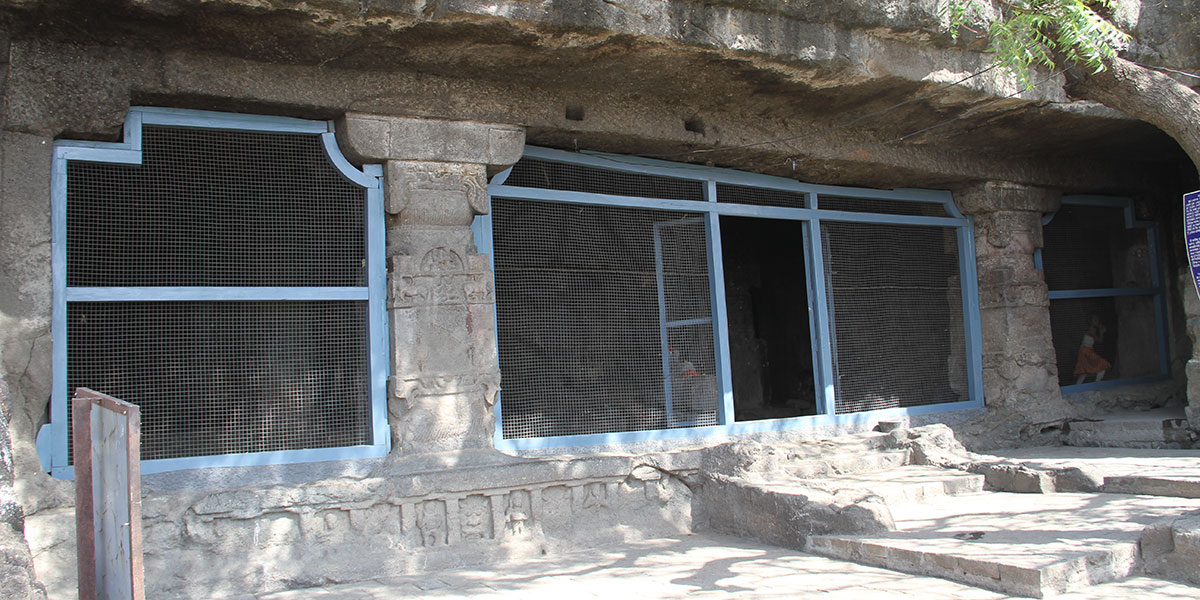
xmin=807 ymin=491 xmax=1200 ymax=598
xmin=1065 ymin=410 xmax=1195 ymax=450
xmin=1102 ymin=475 xmax=1200 ymax=498
xmin=788 ymin=465 xmax=985 ymax=504
xmin=990 ymin=446 xmax=1200 ymax=498
xmin=785 ymin=449 xmax=911 ymax=478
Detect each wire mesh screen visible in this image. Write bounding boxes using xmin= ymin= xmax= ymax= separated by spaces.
xmin=1042 ymin=202 xmax=1162 ymax=385
xmin=67 ymin=301 xmax=372 ymax=461
xmin=716 ymin=183 xmax=807 ymax=208
xmin=818 ymin=196 xmax=948 ymax=217
xmin=1042 ymin=204 xmax=1150 ymax=291
xmin=822 ymin=222 xmax=967 ymax=413
xmin=1049 ymin=295 xmax=1161 ymax=386
xmin=492 ymin=197 xmax=718 ymax=439
xmin=504 ymin=158 xmax=704 ymax=202
xmin=66 ymin=126 xmax=366 ymax=287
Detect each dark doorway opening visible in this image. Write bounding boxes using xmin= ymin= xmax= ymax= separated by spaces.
xmin=720 ymin=216 xmax=816 ymax=421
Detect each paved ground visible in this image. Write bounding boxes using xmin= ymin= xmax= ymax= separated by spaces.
xmin=244 ymin=533 xmax=1199 ymax=600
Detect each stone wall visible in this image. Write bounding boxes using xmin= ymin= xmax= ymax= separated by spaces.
xmin=29 ymin=451 xmax=697 ymax=599
xmin=0 ymin=378 xmax=46 ymax=600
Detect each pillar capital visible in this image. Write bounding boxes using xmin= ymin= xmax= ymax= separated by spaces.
xmin=954 ymin=181 xmax=1061 ymax=216
xmin=335 ymin=113 xmax=525 ymax=169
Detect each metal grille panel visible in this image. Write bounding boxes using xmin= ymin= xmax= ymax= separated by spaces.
xmin=505 ymin=158 xmax=704 ymax=202
xmin=716 ymin=183 xmax=807 ymax=208
xmin=818 ymin=195 xmax=947 ymax=217
xmin=1042 ymin=204 xmax=1149 ymax=291
xmin=492 ymin=197 xmax=718 ymax=439
xmin=1048 ymin=295 xmax=1160 ymax=386
xmin=67 ymin=301 xmax=372 ymax=461
xmin=822 ymin=222 xmax=967 ymax=413
xmin=66 ymin=126 xmax=366 ymax=287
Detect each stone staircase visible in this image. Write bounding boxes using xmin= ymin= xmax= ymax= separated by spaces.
xmin=699 ymin=425 xmax=1200 ymax=598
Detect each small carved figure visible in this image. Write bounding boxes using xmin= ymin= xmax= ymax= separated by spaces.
xmin=505 ymin=491 xmax=531 ymax=536
xmin=1074 ymin=315 xmax=1112 ymax=384
xmin=582 ymin=482 xmax=607 ymax=509
xmin=416 ymin=501 xmax=446 ymax=547
xmin=460 ymin=496 xmax=491 ymax=540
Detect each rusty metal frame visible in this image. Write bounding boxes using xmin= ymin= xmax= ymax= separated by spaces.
xmin=73 ymin=387 xmax=145 ymax=600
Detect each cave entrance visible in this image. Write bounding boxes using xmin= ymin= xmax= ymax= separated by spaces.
xmin=720 ymin=216 xmax=817 ymax=421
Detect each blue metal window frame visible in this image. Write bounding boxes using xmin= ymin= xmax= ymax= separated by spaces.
xmin=476 ymin=146 xmax=983 ymax=451
xmin=45 ymin=107 xmax=390 ymax=477
xmin=1041 ymin=195 xmax=1171 ymax=393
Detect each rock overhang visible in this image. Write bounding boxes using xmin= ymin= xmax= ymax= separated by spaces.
xmin=0 ymin=0 xmax=1190 ymax=190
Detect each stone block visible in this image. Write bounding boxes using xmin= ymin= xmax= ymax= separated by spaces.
xmin=997 ymin=564 xmax=1041 ymax=596
xmin=955 ymin=556 xmax=1001 ymax=580
xmin=954 ymin=181 xmax=1061 ymax=216
xmin=385 ymin=161 xmax=488 ymax=224
xmin=337 ymin=113 xmax=525 ymax=167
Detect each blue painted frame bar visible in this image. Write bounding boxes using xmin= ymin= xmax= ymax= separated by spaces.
xmin=704 ymin=211 xmax=735 ymax=425
xmin=491 ymin=184 xmax=965 ymax=228
xmin=805 ymin=214 xmax=838 ymax=416
xmin=958 ymin=220 xmax=986 ymax=406
xmin=1050 ymin=195 xmax=1171 ymax=393
xmin=486 ymin=146 xmax=982 ymax=451
xmin=652 ymin=222 xmax=675 ymax=425
xmin=526 ymin=146 xmax=959 ymax=207
xmin=65 ymin=287 xmax=370 ymax=302
xmin=47 ymin=107 xmax=390 ymax=478
xmin=1047 ymin=288 xmax=1160 ymax=300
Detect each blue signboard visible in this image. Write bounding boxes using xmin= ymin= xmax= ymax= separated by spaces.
xmin=1186 ymin=190 xmax=1200 ymax=300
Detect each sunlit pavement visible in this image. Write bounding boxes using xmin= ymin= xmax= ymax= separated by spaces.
xmin=241 ymin=533 xmax=1199 ymax=599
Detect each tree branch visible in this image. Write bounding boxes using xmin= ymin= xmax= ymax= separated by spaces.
xmin=1065 ymin=56 xmax=1200 ymax=174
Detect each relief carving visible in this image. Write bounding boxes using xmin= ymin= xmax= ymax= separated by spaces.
xmin=463 ymin=170 xmax=488 ymax=215
xmin=421 ymin=247 xmax=464 ymax=273
xmin=392 ymin=273 xmax=492 ymax=308
xmin=416 ymin=500 xmax=447 ymax=547
xmin=392 ymin=372 xmax=500 ymax=405
xmin=386 ymin=162 xmax=488 ymax=219
xmin=581 ymin=482 xmax=608 ymax=510
xmin=460 ymin=495 xmax=493 ymax=540
xmin=394 ymin=274 xmax=432 ymax=306
xmin=464 ymin=273 xmax=494 ymax=304
xmin=504 ymin=490 xmax=531 ymax=537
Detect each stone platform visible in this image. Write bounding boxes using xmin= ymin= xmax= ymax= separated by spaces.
xmin=235 ymin=533 xmax=1200 ymax=600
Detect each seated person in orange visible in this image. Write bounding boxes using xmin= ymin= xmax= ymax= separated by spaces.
xmin=1074 ymin=315 xmax=1112 ymax=385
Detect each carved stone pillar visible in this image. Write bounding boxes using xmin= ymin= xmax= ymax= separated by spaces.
xmin=337 ymin=114 xmax=525 ymax=453
xmin=955 ymin=182 xmax=1073 ymax=442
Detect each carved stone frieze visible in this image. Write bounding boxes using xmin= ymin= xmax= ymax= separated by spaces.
xmin=390 ymin=253 xmax=494 ymax=309
xmin=390 ymin=371 xmax=501 ymax=405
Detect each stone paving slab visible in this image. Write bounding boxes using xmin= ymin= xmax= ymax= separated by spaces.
xmin=244 ymin=533 xmax=1200 ymax=600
